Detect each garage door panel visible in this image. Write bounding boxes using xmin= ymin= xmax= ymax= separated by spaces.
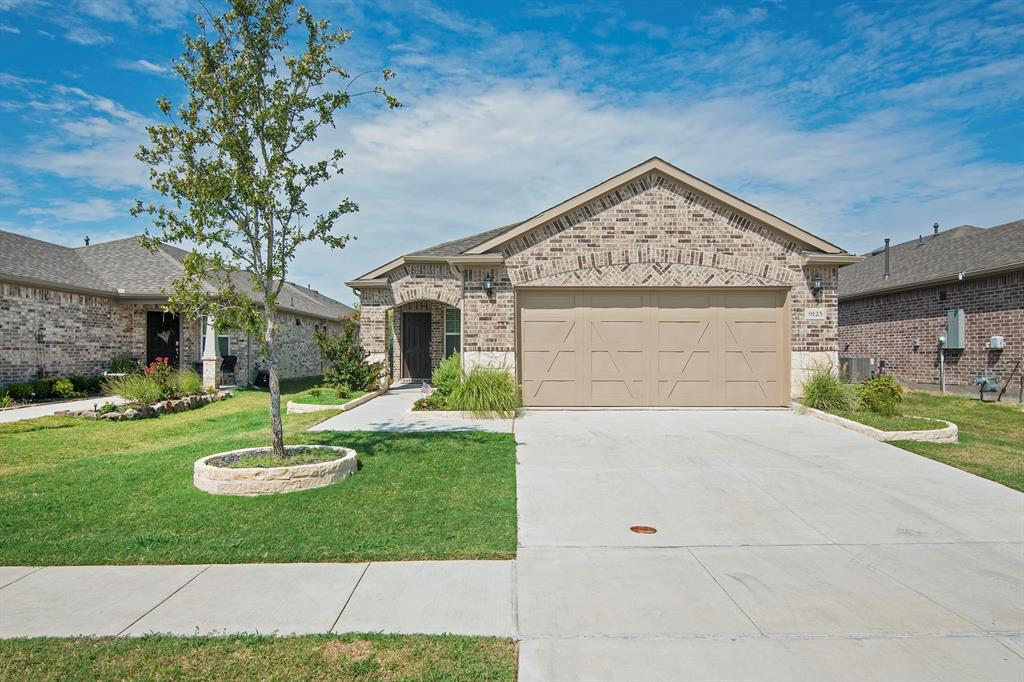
xmin=519 ymin=289 xmax=787 ymax=407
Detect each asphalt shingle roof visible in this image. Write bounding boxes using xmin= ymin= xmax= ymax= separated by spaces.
xmin=0 ymin=230 xmax=351 ymax=320
xmin=406 ymin=222 xmax=524 ymax=258
xmin=838 ymin=219 xmax=1024 ymax=299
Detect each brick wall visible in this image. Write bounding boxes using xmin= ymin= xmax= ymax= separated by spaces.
xmin=838 ymin=270 xmax=1023 ymax=387
xmin=1 ymin=281 xmax=341 ymax=386
xmin=356 ymin=169 xmax=841 ymax=393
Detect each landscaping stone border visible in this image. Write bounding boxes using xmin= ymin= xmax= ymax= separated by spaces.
xmin=62 ymin=390 xmax=233 ymax=421
xmin=792 ymin=403 xmax=958 ymax=444
xmin=286 ymin=387 xmax=387 ymax=414
xmin=409 ymin=409 xmax=516 ymax=421
xmin=193 ymin=444 xmax=357 ymax=496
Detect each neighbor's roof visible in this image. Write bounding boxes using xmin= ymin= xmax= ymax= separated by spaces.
xmin=0 ymin=230 xmax=352 ymax=321
xmin=352 ymin=156 xmax=849 ymax=283
xmin=838 ymin=219 xmax=1024 ymax=300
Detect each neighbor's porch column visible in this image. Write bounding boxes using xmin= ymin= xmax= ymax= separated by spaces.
xmin=202 ymin=315 xmax=219 ymax=390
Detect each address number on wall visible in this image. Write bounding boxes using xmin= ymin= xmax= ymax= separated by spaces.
xmin=804 ymin=308 xmax=828 ymax=321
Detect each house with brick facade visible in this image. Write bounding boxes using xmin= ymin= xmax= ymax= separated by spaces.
xmin=347 ymin=157 xmax=862 ymax=407
xmin=0 ymin=230 xmax=351 ymax=386
xmin=838 ymin=219 xmax=1023 ymax=391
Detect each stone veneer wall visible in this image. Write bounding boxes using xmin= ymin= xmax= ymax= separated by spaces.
xmin=838 ymin=271 xmax=1023 ymax=388
xmin=357 ymin=170 xmax=840 ymax=395
xmin=1 ymin=281 xmax=341 ymax=385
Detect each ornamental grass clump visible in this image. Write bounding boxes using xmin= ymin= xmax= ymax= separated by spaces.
xmin=801 ymin=366 xmax=853 ymax=414
xmin=102 ymin=373 xmax=164 ymax=407
xmin=449 ymin=367 xmax=521 ymax=418
xmin=431 ymin=353 xmax=462 ymax=402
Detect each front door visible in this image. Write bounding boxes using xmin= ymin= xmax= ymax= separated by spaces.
xmin=146 ymin=311 xmax=181 ymax=366
xmin=401 ymin=312 xmax=432 ymax=379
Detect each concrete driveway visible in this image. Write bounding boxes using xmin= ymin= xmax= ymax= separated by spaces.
xmin=514 ymin=409 xmax=1024 ymax=681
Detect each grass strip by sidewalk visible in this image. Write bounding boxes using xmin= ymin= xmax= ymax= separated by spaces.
xmin=0 ymin=634 xmax=517 ymax=682
xmin=0 ymin=379 xmax=517 ymax=565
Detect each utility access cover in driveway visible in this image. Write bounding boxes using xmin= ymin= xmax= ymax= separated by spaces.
xmin=513 ymin=408 xmax=1024 ymax=681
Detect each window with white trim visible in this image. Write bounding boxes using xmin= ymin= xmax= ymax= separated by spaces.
xmin=199 ymin=317 xmax=230 ymax=358
xmin=444 ymin=308 xmax=461 ymax=357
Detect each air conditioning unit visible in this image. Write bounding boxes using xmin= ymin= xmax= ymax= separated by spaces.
xmin=839 ymin=357 xmax=875 ymax=383
xmin=990 ymin=336 xmax=1006 ymax=350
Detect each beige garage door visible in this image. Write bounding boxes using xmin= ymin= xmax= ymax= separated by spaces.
xmin=519 ymin=289 xmax=788 ymax=407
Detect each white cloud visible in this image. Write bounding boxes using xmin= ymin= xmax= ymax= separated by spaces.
xmin=64 ymin=25 xmax=112 ymax=45
xmin=116 ymin=58 xmax=170 ymax=75
xmin=20 ymin=197 xmax=130 ymax=222
xmin=0 ymin=71 xmax=42 ymax=87
xmin=0 ymin=23 xmax=20 ymax=33
xmin=15 ymin=84 xmax=156 ymax=189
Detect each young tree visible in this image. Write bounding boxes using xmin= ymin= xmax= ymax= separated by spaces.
xmin=133 ymin=0 xmax=398 ymax=457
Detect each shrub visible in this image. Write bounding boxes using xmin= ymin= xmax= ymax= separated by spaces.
xmin=448 ymin=367 xmax=520 ymax=417
xmin=333 ymin=383 xmax=352 ymax=400
xmin=315 ymin=317 xmax=384 ymax=392
xmin=102 ymin=373 xmax=163 ymax=407
xmin=858 ymin=375 xmax=903 ymax=416
xmin=30 ymin=378 xmax=53 ymax=400
xmin=52 ymin=378 xmax=79 ymax=400
xmin=69 ymin=375 xmax=102 ymax=394
xmin=0 ymin=394 xmax=13 ymax=409
xmin=801 ymin=366 xmax=852 ymax=413
xmin=308 ymin=387 xmax=323 ymax=398
xmin=171 ymin=369 xmax=203 ymax=397
xmin=432 ymin=352 xmax=462 ymax=401
xmin=5 ymin=382 xmax=34 ymax=401
xmin=110 ymin=356 xmax=141 ymax=374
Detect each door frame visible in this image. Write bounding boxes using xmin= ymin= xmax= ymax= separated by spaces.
xmin=515 ymin=286 xmax=792 ymax=406
xmin=400 ymin=311 xmax=433 ymax=380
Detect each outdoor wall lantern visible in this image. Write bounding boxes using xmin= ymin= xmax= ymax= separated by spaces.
xmin=811 ymin=273 xmax=823 ymax=297
xmin=483 ymin=273 xmax=494 ymax=298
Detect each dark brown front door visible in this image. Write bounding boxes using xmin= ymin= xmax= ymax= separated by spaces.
xmin=401 ymin=312 xmax=431 ymax=379
xmin=146 ymin=311 xmax=181 ymax=366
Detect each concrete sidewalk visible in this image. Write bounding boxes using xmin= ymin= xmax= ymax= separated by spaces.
xmin=309 ymin=383 xmax=514 ymax=433
xmin=0 ymin=396 xmax=124 ymax=424
xmin=0 ymin=560 xmax=515 ymax=638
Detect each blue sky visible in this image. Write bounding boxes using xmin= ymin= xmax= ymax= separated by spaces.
xmin=1 ymin=0 xmax=1022 ymax=303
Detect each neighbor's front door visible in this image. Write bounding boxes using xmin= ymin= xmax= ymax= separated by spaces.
xmin=146 ymin=311 xmax=181 ymax=366
xmin=401 ymin=312 xmax=431 ymax=379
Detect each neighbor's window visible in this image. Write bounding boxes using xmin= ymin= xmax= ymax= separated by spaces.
xmin=444 ymin=308 xmax=461 ymax=357
xmin=199 ymin=317 xmax=230 ymax=357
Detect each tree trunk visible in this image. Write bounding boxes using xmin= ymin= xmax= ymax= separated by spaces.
xmin=264 ymin=311 xmax=286 ymax=458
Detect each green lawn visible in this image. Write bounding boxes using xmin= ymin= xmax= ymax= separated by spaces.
xmin=838 ymin=411 xmax=945 ymax=431
xmin=890 ymin=391 xmax=1024 ymax=492
xmin=0 ymin=634 xmax=517 ymax=682
xmin=0 ymin=379 xmax=517 ymax=565
xmin=292 ymin=388 xmax=369 ymax=405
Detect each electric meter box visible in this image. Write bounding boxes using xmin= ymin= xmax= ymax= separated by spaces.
xmin=945 ymin=309 xmax=965 ymax=350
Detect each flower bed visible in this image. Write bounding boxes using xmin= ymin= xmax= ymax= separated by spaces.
xmin=64 ymin=389 xmax=233 ymax=421
xmin=194 ymin=444 xmax=357 ymax=496
xmin=792 ymin=402 xmax=958 ymax=443
xmin=286 ymin=388 xmax=385 ymax=414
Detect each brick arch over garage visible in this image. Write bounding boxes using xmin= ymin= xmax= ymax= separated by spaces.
xmin=508 ymin=247 xmax=798 ymax=288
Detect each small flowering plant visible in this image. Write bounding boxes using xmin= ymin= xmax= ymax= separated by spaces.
xmin=143 ymin=357 xmax=175 ymax=394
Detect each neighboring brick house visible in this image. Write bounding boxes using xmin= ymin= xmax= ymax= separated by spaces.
xmin=838 ymin=219 xmax=1024 ymax=390
xmin=0 ymin=230 xmax=351 ymax=386
xmin=348 ymin=157 xmax=861 ymax=407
